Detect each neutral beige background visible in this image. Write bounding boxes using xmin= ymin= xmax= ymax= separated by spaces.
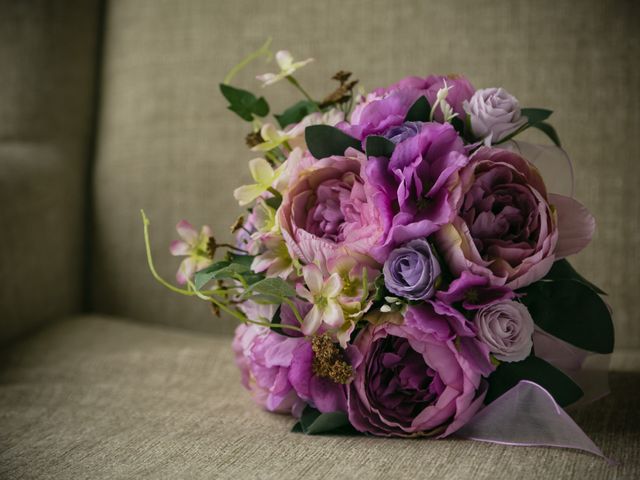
xmin=90 ymin=0 xmax=640 ymax=347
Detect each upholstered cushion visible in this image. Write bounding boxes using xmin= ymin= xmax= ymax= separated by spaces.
xmin=1 ymin=316 xmax=638 ymax=478
xmin=0 ymin=0 xmax=100 ymax=343
xmin=91 ymin=0 xmax=640 ymax=348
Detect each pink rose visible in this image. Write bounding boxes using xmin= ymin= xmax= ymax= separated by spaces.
xmin=278 ymin=148 xmax=384 ymax=268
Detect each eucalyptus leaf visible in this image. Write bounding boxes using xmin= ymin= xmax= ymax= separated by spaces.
xmin=305 ymin=125 xmax=363 ymax=159
xmin=404 ymin=96 xmax=430 ymax=122
xmin=544 ymin=259 xmax=605 ymax=294
xmin=365 ymin=135 xmax=395 ymax=158
xmin=520 ymin=108 xmax=553 ymax=125
xmin=486 ymin=356 xmax=583 ymax=407
xmin=219 ymin=84 xmax=269 ymax=121
xmin=531 ymin=121 xmax=562 ymax=147
xmin=292 ymin=406 xmax=357 ymax=435
xmin=275 ymin=100 xmax=318 ymax=128
xmin=520 ymin=279 xmax=614 ymax=353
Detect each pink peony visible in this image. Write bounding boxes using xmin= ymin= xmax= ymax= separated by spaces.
xmin=278 ymin=148 xmax=384 ymax=268
xmin=232 ymin=324 xmax=306 ymax=417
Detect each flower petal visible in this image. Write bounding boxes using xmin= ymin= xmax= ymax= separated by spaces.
xmin=275 ymin=50 xmax=294 ymax=70
xmin=302 ymin=264 xmax=324 ymax=294
xmin=323 ymin=273 xmax=343 ymax=298
xmin=323 ymin=300 xmax=344 ymax=328
xmin=233 ymin=184 xmax=264 ymax=206
xmin=176 ymin=220 xmax=198 ymax=244
xmin=169 ymin=240 xmax=190 ymax=256
xmin=176 ymin=258 xmax=196 ymax=285
xmin=550 ymin=193 xmax=595 ymax=258
xmin=301 ymin=305 xmax=323 ymax=335
xmin=248 ymin=157 xmax=275 ymax=184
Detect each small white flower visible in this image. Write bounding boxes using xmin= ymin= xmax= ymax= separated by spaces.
xmin=233 ymin=158 xmax=284 ymax=206
xmin=256 ymin=50 xmax=314 ymax=87
xmin=430 ymin=80 xmax=458 ymax=123
xmin=296 ymin=264 xmax=344 ymax=335
xmin=169 ymin=220 xmax=213 ymax=284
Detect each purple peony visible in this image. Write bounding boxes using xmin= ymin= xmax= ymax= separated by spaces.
xmin=232 ymin=324 xmax=306 ymax=417
xmin=366 ymin=122 xmax=469 ymax=260
xmin=372 ymin=74 xmax=476 ymax=124
xmin=347 ymin=301 xmax=492 ymax=437
xmin=464 ymin=87 xmax=527 ymax=143
xmin=383 ymin=238 xmax=441 ymax=301
xmin=343 ymin=74 xmax=475 ymax=141
xmin=434 ymin=147 xmax=560 ymax=289
xmin=278 ymin=149 xmax=384 ymax=268
xmin=474 ymin=301 xmax=534 ymax=362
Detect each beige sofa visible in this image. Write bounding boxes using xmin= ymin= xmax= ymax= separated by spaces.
xmin=1 ymin=1 xmax=639 ymax=478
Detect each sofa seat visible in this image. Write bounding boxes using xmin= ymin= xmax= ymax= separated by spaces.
xmin=1 ymin=316 xmax=638 ymax=479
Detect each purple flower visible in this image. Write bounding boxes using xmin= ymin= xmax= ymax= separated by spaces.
xmin=434 ymin=147 xmax=561 ymax=289
xmin=464 ymin=87 xmax=527 ymax=142
xmin=436 ymin=271 xmax=516 ymax=309
xmin=374 ymin=74 xmax=476 ymax=123
xmin=383 ymin=238 xmax=441 ymax=301
xmin=342 ymin=74 xmax=475 ymax=141
xmin=288 ymin=340 xmax=360 ymax=413
xmin=347 ymin=302 xmax=491 ymax=437
xmin=232 ymin=324 xmax=306 ymax=417
xmin=474 ymin=301 xmax=534 ymax=362
xmin=366 ymin=122 xmax=469 ymax=260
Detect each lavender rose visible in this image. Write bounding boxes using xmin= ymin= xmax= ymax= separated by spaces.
xmin=278 ymin=149 xmax=384 ymax=267
xmin=464 ymin=88 xmax=527 ymax=143
xmin=474 ymin=301 xmax=534 ymax=362
xmin=383 ymin=238 xmax=441 ymax=301
xmin=347 ymin=302 xmax=491 ymax=437
xmin=232 ymin=324 xmax=306 ymax=417
xmin=434 ymin=147 xmax=559 ymax=289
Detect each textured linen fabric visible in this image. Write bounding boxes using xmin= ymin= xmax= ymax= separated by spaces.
xmin=0 ymin=316 xmax=638 ymax=480
xmin=91 ymin=0 xmax=640 ymax=347
xmin=0 ymin=0 xmax=100 ymax=343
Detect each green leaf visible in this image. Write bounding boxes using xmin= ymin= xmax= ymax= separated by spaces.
xmin=244 ymin=277 xmax=296 ymax=299
xmin=365 ymin=135 xmax=395 ymax=158
xmin=544 ymin=259 xmax=606 ymax=295
xmin=264 ymin=195 xmax=282 ymax=210
xmin=219 ymin=84 xmax=269 ymax=121
xmin=486 ymin=356 xmax=583 ymax=407
xmin=450 ymin=116 xmax=465 ymax=136
xmin=404 ymin=96 xmax=430 ymax=122
xmin=194 ymin=261 xmax=252 ymax=290
xmin=225 ymin=253 xmax=255 ymax=267
xmin=520 ymin=108 xmax=553 ymax=126
xmin=520 ymin=279 xmax=614 ymax=353
xmin=292 ymin=406 xmax=357 ymax=435
xmin=275 ymin=100 xmax=318 ymax=128
xmin=305 ymin=125 xmax=363 ymax=159
xmin=531 ymin=121 xmax=562 ymax=147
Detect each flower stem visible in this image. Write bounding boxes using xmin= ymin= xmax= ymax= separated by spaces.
xmin=286 ymin=75 xmax=315 ymax=104
xmin=223 ymin=38 xmax=273 ymax=85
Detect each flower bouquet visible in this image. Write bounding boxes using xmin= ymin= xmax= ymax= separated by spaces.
xmin=142 ymin=40 xmax=613 ymax=455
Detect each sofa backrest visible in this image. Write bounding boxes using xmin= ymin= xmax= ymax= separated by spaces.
xmin=90 ymin=0 xmax=640 ymax=348
xmin=0 ymin=0 xmax=100 ymax=344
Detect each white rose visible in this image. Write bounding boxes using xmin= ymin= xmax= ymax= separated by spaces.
xmin=464 ymin=87 xmax=527 ymax=143
xmin=474 ymin=301 xmax=534 ymax=362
